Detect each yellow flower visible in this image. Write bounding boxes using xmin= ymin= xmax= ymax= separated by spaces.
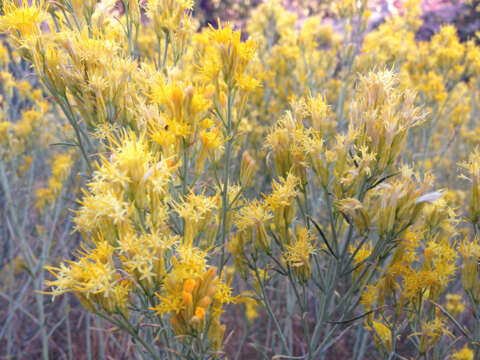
xmin=264 ymin=172 xmax=298 ymax=211
xmin=367 ymin=319 xmax=392 ymax=353
xmin=0 ymin=121 xmax=10 ymax=144
xmin=73 ymin=188 xmax=132 ymax=242
xmin=303 ymin=93 xmax=333 ymax=132
xmin=283 ymin=226 xmax=315 ymax=281
xmin=199 ymin=21 xmax=257 ymax=89
xmin=418 ymin=316 xmax=453 ymax=354
xmin=336 ymin=198 xmax=370 ymax=235
xmin=173 ymin=192 xmax=217 ymax=246
xmin=35 ymin=187 xmax=53 ymax=210
xmin=264 ymin=172 xmax=298 ymax=234
xmin=459 ymin=236 xmax=480 ymax=293
xmin=350 ymin=70 xmax=425 ymax=174
xmin=451 ymin=345 xmax=474 ymax=360
xmin=235 ymin=200 xmax=271 ymax=251
xmin=348 ymin=243 xmax=372 ymax=281
xmin=146 ymin=0 xmax=194 ymax=38
xmin=196 ymin=127 xmax=224 ymax=171
xmin=45 ymin=237 xmax=124 ymax=314
xmin=459 ymin=149 xmax=480 ymax=224
xmin=49 ymin=152 xmax=74 ymax=194
xmin=239 ymin=151 xmax=257 ymax=187
xmin=361 ymin=285 xmax=377 ymax=313
xmin=151 ymin=246 xmax=231 ymax=349
xmin=0 ymin=0 xmax=46 ymax=39
xmin=446 ymin=293 xmax=465 ymax=317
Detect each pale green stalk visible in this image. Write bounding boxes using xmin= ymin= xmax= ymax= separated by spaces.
xmin=253 ymin=266 xmax=290 ymax=356
xmin=219 ymin=90 xmax=234 ymax=274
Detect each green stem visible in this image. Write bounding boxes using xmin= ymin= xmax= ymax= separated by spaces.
xmin=86 ymin=313 xmax=92 ymax=360
xmin=65 ymin=298 xmax=73 ymax=360
xmin=161 ymin=32 xmax=169 ymax=72
xmin=182 ymin=138 xmax=189 ymax=197
xmin=96 ymin=310 xmax=161 ymax=360
xmin=288 ymin=269 xmax=312 ymax=359
xmin=219 ymin=91 xmax=233 ymax=274
xmin=254 ymin=267 xmax=290 ymax=356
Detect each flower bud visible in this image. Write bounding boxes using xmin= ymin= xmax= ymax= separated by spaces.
xmin=195 ymin=306 xmax=206 ymax=320
xmin=183 ymin=279 xmax=196 ymax=293
xmin=182 ymin=291 xmax=193 ymax=305
xmin=240 ymin=151 xmax=257 ymax=187
xmin=198 ymin=296 xmax=212 ymax=308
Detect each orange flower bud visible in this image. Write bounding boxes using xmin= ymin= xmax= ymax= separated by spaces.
xmin=195 ymin=306 xmax=206 ymax=320
xmin=183 ymin=279 xmax=196 ymax=293
xmin=182 ymin=291 xmax=193 ymax=305
xmin=198 ymin=296 xmax=212 ymax=308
